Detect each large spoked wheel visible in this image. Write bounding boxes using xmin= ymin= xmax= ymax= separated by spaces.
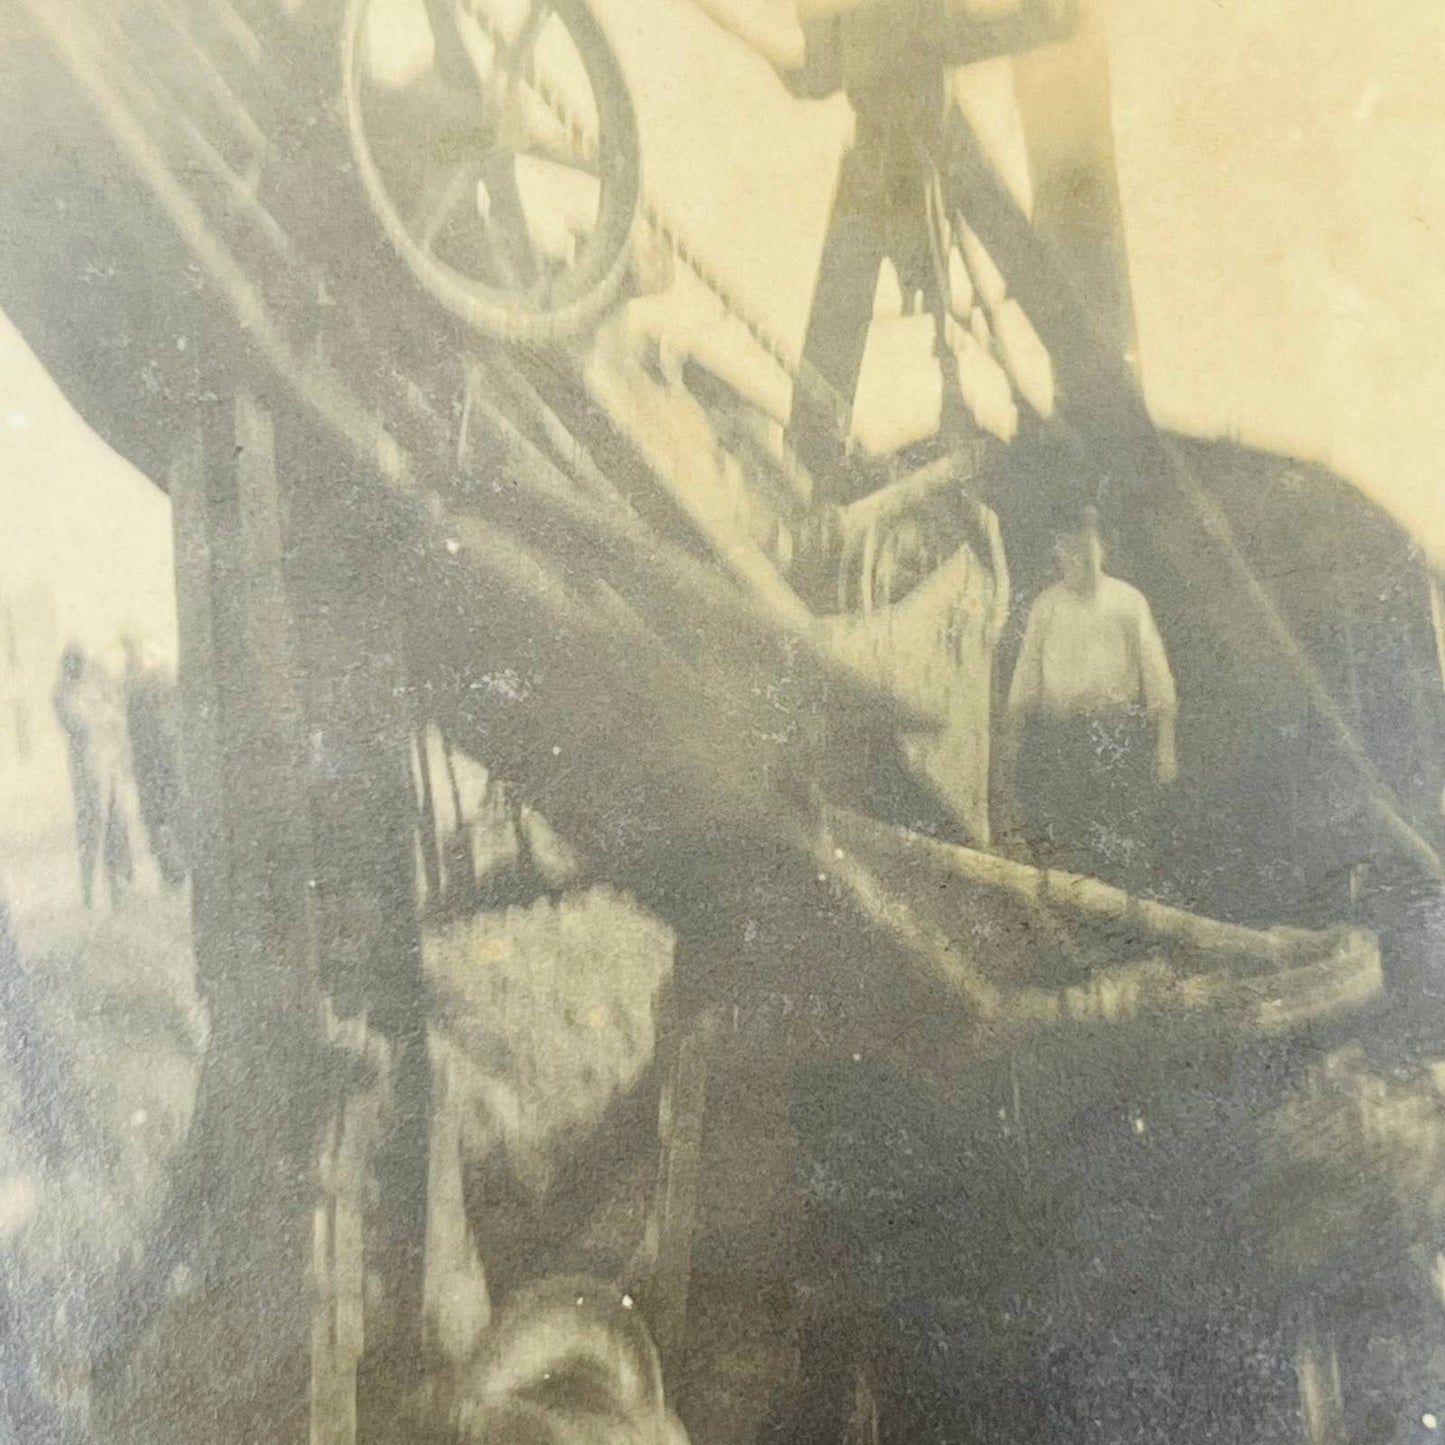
xmin=342 ymin=0 xmax=641 ymax=345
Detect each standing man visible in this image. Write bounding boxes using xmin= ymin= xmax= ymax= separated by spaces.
xmin=1002 ymin=503 xmax=1177 ymax=885
xmin=53 ymin=646 xmax=103 ymax=909
xmin=53 ymin=645 xmax=148 ymax=908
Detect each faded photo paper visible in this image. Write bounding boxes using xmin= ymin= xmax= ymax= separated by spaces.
xmin=1 ymin=0 xmax=1444 ymax=1440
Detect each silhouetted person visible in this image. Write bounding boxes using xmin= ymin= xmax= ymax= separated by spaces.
xmin=1002 ymin=505 xmax=1176 ymax=887
xmin=53 ymin=645 xmax=144 ymax=908
xmin=53 ymin=647 xmax=104 ymax=908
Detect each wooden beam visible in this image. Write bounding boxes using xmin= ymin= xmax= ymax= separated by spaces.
xmin=818 ymin=811 xmax=1382 ymax=1039
xmin=827 ymin=806 xmax=1373 ymax=969
xmin=645 ymin=990 xmax=716 ymax=1370
xmin=278 ymin=411 xmax=433 ymax=1439
xmin=422 ymin=1039 xmax=491 ymax=1369
xmin=169 ymin=411 xmax=227 ymax=1018
xmin=167 ymin=384 xmax=322 ymax=1444
xmin=1012 ymin=0 xmax=1138 ymax=369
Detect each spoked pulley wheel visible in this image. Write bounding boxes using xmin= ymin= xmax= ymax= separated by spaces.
xmin=342 ymin=0 xmax=641 ymax=344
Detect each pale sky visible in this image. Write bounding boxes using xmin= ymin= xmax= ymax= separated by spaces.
xmin=593 ymin=0 xmax=1445 ymax=562
xmin=0 ymin=310 xmax=178 ymax=665
xmin=1108 ymin=0 xmax=1445 ymax=565
xmin=2 ymin=0 xmax=1442 ymax=596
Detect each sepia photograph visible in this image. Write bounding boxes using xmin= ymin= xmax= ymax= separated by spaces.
xmin=1 ymin=0 xmax=1443 ymax=1440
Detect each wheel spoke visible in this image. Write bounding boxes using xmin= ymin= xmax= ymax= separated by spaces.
xmin=456 ymin=0 xmax=551 ymax=65
xmin=422 ymin=0 xmax=478 ymax=91
xmin=476 ymin=150 xmax=540 ymax=291
xmin=462 ymin=0 xmax=600 ymax=161
xmin=410 ymin=158 xmax=483 ymax=254
xmin=374 ymin=69 xmax=497 ymax=169
xmin=504 ymin=121 xmax=597 ymax=175
xmin=449 ymin=0 xmax=550 ymax=103
xmin=509 ymin=0 xmax=553 ymax=69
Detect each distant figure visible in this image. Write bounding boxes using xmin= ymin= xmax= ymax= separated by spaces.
xmin=53 ymin=646 xmax=148 ymax=908
xmin=1003 ymin=505 xmax=1176 ymax=885
xmin=119 ymin=634 xmax=186 ymax=889
xmin=53 ymin=646 xmax=105 ymax=908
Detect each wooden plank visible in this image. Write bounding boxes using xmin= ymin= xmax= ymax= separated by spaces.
xmin=836 ymin=443 xmax=986 ymax=540
xmin=1429 ymin=573 xmax=1445 ymax=707
xmin=466 ymin=355 xmax=928 ymax=732
xmin=816 ymin=817 xmax=1382 ymax=1039
xmin=273 ymin=411 xmax=433 ymax=1439
xmin=310 ymin=1006 xmax=396 ymax=1445
xmin=158 ymin=384 xmax=328 ymax=1445
xmin=1012 ymin=0 xmax=1137 ymax=368
xmin=585 ymin=334 xmax=818 ymax=633
xmin=1295 ymin=1322 xmax=1347 ymax=1445
xmin=827 ymin=805 xmax=1374 ymax=969
xmin=645 ymin=997 xmax=716 ymax=1367
xmin=422 ymin=1038 xmax=491 ymax=1368
xmin=169 ymin=416 xmax=227 ymax=1006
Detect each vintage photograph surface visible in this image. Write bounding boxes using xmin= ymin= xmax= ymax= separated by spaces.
xmin=1 ymin=0 xmax=1444 ymax=1440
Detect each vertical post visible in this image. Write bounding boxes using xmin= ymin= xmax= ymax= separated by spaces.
xmin=167 ymin=383 xmax=436 ymax=1444
xmin=1295 ymin=1319 xmax=1347 ymax=1445
xmin=168 ymin=383 xmax=322 ymax=1443
xmin=1430 ymin=573 xmax=1445 ymax=822
xmin=1428 ymin=572 xmax=1445 ymax=697
xmin=423 ymin=1038 xmax=491 ymax=1367
xmin=280 ymin=416 xmax=433 ymax=1443
xmin=170 ymin=419 xmax=225 ymax=1015
xmin=645 ymin=984 xmax=714 ymax=1369
xmin=1011 ymin=0 xmax=1137 ymax=370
